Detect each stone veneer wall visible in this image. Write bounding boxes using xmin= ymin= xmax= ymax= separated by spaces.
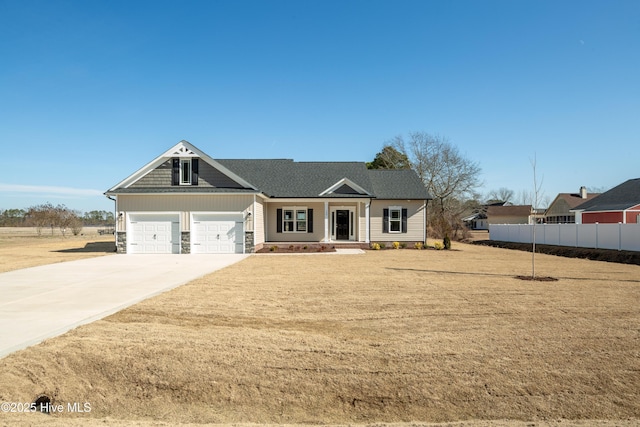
xmin=181 ymin=232 xmax=190 ymax=254
xmin=244 ymin=231 xmax=254 ymax=253
xmin=116 ymin=232 xmax=126 ymax=254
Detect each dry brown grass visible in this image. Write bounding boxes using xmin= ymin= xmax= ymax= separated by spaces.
xmin=0 ymin=227 xmax=115 ymax=273
xmin=0 ymin=237 xmax=639 ymax=426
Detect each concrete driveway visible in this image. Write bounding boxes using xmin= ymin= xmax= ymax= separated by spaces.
xmin=0 ymin=254 xmax=249 ymax=359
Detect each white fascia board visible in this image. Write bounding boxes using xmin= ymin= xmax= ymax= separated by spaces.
xmin=319 ymin=177 xmax=371 ymax=196
xmin=264 ymin=197 xmax=371 ymax=204
xmin=106 ymin=156 xmax=168 ymax=192
xmin=105 ymin=191 xmax=260 ymax=196
xmin=106 ymin=140 xmax=258 ymax=191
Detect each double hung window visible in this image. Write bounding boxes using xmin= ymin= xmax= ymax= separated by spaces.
xmin=283 ymin=208 xmax=307 ymax=232
xmin=389 ymin=208 xmax=401 ymax=232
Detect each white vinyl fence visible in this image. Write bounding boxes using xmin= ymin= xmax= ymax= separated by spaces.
xmin=489 ymin=223 xmax=640 ymax=252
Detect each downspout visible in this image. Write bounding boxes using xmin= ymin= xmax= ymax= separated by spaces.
xmin=423 ymin=199 xmax=428 ymax=244
xmin=106 ymin=195 xmax=117 ymax=252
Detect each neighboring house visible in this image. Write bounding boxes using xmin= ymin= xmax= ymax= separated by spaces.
xmin=487 ymin=205 xmax=534 ymax=225
xmin=572 ymin=178 xmax=640 ymax=224
xmin=545 ymin=186 xmax=601 ymax=224
xmin=462 ymin=212 xmax=488 ymax=230
xmin=462 ymin=202 xmax=507 ymax=230
xmin=105 ymin=140 xmax=432 ymax=254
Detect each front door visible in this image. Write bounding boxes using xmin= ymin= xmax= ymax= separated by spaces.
xmin=336 ymin=210 xmax=349 ymax=240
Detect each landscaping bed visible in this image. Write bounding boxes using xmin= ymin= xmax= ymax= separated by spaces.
xmin=474 ymin=239 xmax=640 ymax=266
xmin=255 ymin=244 xmax=337 ymax=253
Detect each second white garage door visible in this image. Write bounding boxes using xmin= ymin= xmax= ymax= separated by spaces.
xmin=191 ymin=214 xmax=244 ymax=254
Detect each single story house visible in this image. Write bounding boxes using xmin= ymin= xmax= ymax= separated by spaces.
xmin=462 ymin=202 xmax=509 ymax=230
xmin=572 ymin=178 xmax=640 ymax=224
xmin=105 ymin=140 xmax=432 ymax=254
xmin=545 ymin=186 xmax=601 ymax=224
xmin=486 ymin=204 xmax=535 ymax=225
xmin=462 ymin=211 xmax=488 ymax=230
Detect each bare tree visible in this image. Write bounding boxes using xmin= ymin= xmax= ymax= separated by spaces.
xmin=70 ymin=215 xmax=84 ymax=236
xmin=55 ymin=205 xmax=76 ymax=237
xmin=530 ymin=154 xmax=544 ymax=279
xmin=389 ymin=132 xmax=482 ymax=240
xmin=27 ymin=203 xmax=56 ymax=236
xmin=26 ymin=203 xmax=82 ymax=237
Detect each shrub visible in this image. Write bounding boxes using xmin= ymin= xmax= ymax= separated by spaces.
xmin=400 ymin=242 xmax=407 ymax=249
xmin=303 ymin=245 xmax=308 ymax=250
xmin=443 ymin=235 xmax=452 ymax=250
xmin=269 ymin=245 xmax=278 ymax=252
xmin=433 ymin=242 xmax=444 ymax=250
xmin=379 ymin=243 xmax=386 ymax=249
xmin=70 ymin=217 xmax=83 ymax=236
xmin=370 ymin=243 xmax=381 ymax=250
xmin=392 ymin=241 xmax=401 ymax=249
xmin=414 ymin=242 xmax=423 ymax=250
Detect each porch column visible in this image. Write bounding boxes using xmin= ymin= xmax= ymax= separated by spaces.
xmin=365 ymin=201 xmax=370 ymax=243
xmin=324 ymin=201 xmax=329 ymax=242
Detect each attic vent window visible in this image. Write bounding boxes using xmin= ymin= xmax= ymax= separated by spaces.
xmin=181 ymin=159 xmax=191 ymax=185
xmin=172 ymin=158 xmax=198 ymax=186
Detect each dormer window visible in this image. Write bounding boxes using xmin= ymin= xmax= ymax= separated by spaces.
xmin=172 ymin=158 xmax=199 ymax=186
xmin=181 ymin=159 xmax=191 ymax=185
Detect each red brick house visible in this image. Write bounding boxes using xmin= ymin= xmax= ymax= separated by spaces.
xmin=572 ymin=178 xmax=640 ymax=224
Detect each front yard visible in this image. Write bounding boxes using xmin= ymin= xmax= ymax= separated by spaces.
xmin=0 ymin=240 xmax=639 ymax=426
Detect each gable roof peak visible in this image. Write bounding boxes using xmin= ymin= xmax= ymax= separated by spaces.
xmin=162 ymin=140 xmax=200 ymax=158
xmin=106 ymin=140 xmax=257 ymax=192
xmin=319 ymin=177 xmax=371 ymax=196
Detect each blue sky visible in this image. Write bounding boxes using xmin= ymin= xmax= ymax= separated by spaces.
xmin=1 ymin=0 xmax=639 ymax=213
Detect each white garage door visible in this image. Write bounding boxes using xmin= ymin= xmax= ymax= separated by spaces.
xmin=129 ymin=214 xmax=180 ymax=254
xmin=191 ymin=214 xmax=243 ymax=254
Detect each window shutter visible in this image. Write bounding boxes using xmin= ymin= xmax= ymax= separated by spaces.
xmin=172 ymin=159 xmax=180 ymax=186
xmin=191 ymin=158 xmax=199 ymax=186
xmin=307 ymin=209 xmax=313 ymax=233
xmin=402 ymin=208 xmax=408 ymax=233
xmin=382 ymin=208 xmax=389 ymax=233
xmin=277 ymin=209 xmax=283 ymax=233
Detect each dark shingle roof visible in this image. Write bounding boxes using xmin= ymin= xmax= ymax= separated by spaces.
xmin=573 ymin=178 xmax=640 ymax=212
xmin=487 ymin=205 xmax=532 ymax=217
xmin=218 ymin=159 xmax=431 ymax=200
xmin=554 ymin=192 xmax=601 ymax=209
xmin=367 ymin=169 xmax=432 ymax=199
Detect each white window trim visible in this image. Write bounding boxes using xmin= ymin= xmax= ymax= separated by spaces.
xmin=180 ymin=158 xmax=191 ymax=185
xmin=282 ymin=206 xmax=307 ymax=233
xmin=388 ymin=205 xmax=402 ymax=234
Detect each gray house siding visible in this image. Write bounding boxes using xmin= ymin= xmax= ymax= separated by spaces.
xmin=130 ymin=159 xmax=245 ymax=189
xmin=131 ymin=160 xmax=173 ymax=187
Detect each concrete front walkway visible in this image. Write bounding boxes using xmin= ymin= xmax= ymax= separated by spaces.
xmin=0 ymin=254 xmax=249 ymax=359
